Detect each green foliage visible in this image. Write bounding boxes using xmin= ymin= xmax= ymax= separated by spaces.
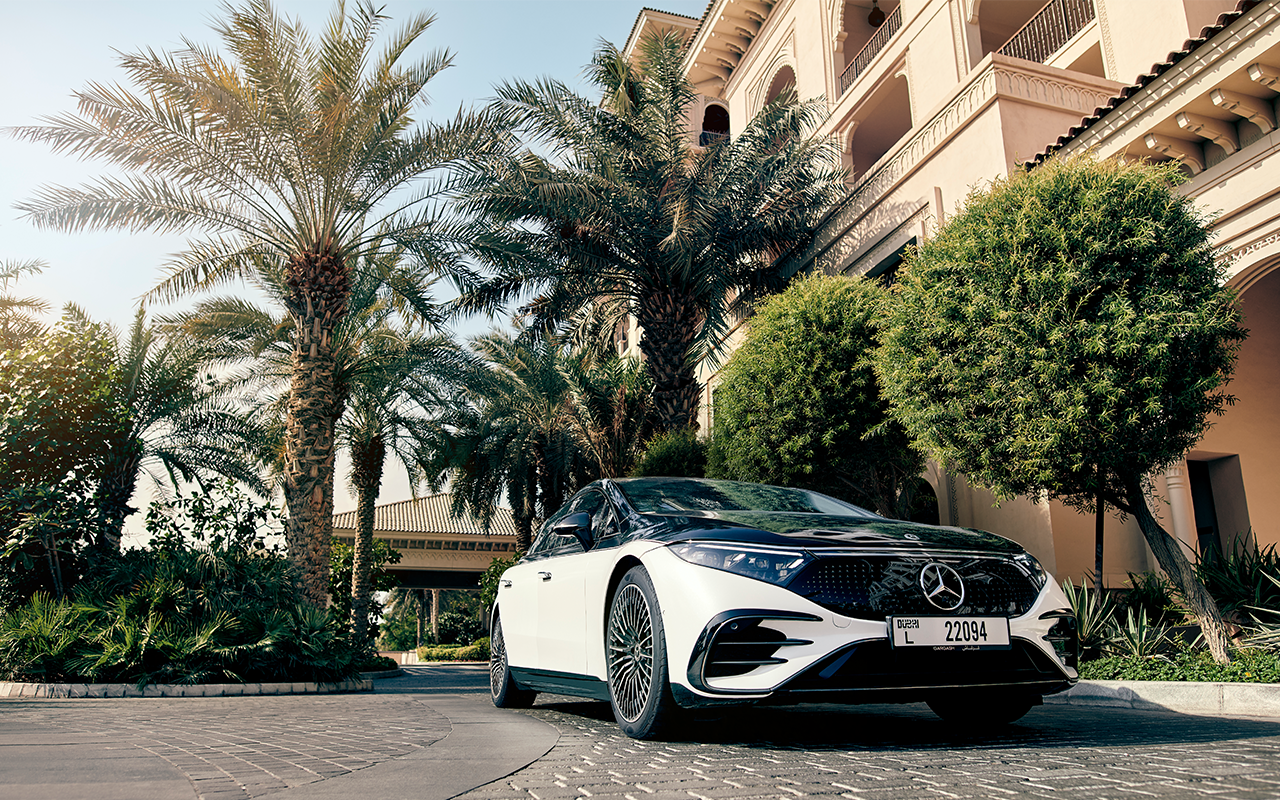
xmin=479 ymin=554 xmax=520 ymax=610
xmin=0 ymin=259 xmax=49 ymax=351
xmin=328 ymin=539 xmax=402 ymax=647
xmin=1196 ymin=540 xmax=1280 ymax=623
xmin=709 ymin=273 xmax=923 ymax=517
xmin=358 ymin=655 xmax=399 ymax=672
xmin=0 ymin=486 xmax=362 ymax=686
xmin=1109 ymin=608 xmax=1170 ymax=659
xmin=1123 ymin=571 xmax=1185 ymax=627
xmin=633 ymin=428 xmax=707 ymax=479
xmin=877 ymin=154 xmax=1246 ymax=514
xmin=417 ymin=638 xmax=490 ymax=662
xmin=436 ymin=610 xmax=484 ymax=646
xmin=1080 ymin=647 xmax=1280 ymax=683
xmin=378 ymin=607 xmax=421 ymax=652
xmin=1062 ymin=579 xmax=1119 ymax=661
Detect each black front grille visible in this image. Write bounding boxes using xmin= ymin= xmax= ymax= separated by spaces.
xmin=704 ymin=620 xmax=788 ymax=678
xmin=787 ymin=555 xmax=1040 ymax=620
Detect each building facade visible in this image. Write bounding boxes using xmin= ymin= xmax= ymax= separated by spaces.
xmin=624 ymin=0 xmax=1279 ymax=584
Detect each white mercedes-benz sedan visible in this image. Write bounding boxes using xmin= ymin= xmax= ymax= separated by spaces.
xmin=489 ymin=478 xmax=1078 ymax=739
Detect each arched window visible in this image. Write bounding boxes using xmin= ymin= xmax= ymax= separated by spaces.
xmin=699 ymin=104 xmax=730 ymax=146
xmin=765 ymin=66 xmax=797 ymax=105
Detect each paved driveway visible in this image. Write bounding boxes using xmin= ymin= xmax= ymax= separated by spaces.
xmin=4 ymin=666 xmax=1280 ymax=800
xmin=470 ymin=694 xmax=1280 ymax=800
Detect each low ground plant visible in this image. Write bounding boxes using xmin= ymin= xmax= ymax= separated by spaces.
xmin=1080 ymin=647 xmax=1280 ymax=682
xmin=417 ymin=637 xmax=490 ymax=662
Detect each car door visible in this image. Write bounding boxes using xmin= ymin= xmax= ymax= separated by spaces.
xmin=535 ymin=489 xmax=612 ymax=677
xmin=495 ymin=525 xmax=556 ymax=670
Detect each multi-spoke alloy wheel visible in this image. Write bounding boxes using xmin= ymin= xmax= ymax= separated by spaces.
xmin=490 ymin=613 xmax=536 ymax=708
xmin=606 ymin=567 xmax=676 ymax=738
xmin=608 ymin=584 xmax=653 ymax=721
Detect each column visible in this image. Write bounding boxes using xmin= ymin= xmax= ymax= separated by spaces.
xmin=1163 ymin=461 xmax=1199 ymax=560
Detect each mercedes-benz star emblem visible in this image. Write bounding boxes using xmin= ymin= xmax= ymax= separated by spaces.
xmin=919 ymin=563 xmax=965 ymax=611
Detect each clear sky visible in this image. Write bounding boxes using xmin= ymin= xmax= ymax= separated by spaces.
xmin=0 ymin=0 xmax=706 ymax=522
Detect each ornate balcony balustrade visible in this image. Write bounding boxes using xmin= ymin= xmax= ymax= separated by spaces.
xmin=839 ymin=4 xmax=903 ymax=97
xmin=998 ymin=0 xmax=1096 ymax=64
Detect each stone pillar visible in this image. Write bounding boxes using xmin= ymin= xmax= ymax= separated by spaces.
xmin=1163 ymin=462 xmax=1199 ymax=560
xmin=430 ymin=588 xmax=441 ymax=644
xmin=415 ymin=588 xmax=426 ymax=648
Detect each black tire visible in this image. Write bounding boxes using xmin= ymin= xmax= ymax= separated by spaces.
xmin=927 ymin=690 xmax=1036 ymax=726
xmin=606 ymin=566 xmax=678 ymax=739
xmin=490 ymin=613 xmax=536 ymax=709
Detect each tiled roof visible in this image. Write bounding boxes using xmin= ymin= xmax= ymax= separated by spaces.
xmin=332 ymin=494 xmax=517 ymax=538
xmin=1026 ymin=0 xmax=1263 ymax=168
xmin=624 ymin=6 xmax=704 ymax=53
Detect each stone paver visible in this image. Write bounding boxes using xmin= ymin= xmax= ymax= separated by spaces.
xmin=459 ymin=696 xmax=1280 ymax=800
xmin=0 ymin=694 xmax=450 ymax=799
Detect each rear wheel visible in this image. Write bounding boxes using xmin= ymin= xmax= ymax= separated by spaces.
xmin=490 ymin=613 xmax=536 ymax=708
xmin=607 ymin=566 xmax=677 ymax=739
xmin=927 ymin=690 xmax=1036 ymax=726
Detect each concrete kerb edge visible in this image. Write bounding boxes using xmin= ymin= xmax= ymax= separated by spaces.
xmin=1044 ymin=679 xmax=1280 ymax=717
xmin=0 ymin=678 xmax=373 ymax=698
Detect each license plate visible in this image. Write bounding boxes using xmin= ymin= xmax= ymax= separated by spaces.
xmin=888 ymin=616 xmax=1011 ymax=650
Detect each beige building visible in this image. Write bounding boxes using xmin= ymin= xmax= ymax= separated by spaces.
xmin=624 ymin=0 xmax=1279 ymax=585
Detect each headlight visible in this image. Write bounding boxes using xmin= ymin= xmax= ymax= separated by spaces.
xmin=669 ymin=542 xmax=812 ymax=586
xmin=1013 ymin=552 xmax=1048 ymax=590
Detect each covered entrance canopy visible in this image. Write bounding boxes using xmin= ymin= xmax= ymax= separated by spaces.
xmin=332 ymin=494 xmax=518 ymax=592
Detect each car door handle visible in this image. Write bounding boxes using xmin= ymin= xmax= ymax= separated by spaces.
xmin=538 ymin=571 xmax=552 ymax=581
xmin=501 ymin=579 xmax=512 ymax=588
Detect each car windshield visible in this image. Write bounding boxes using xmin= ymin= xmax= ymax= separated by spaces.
xmin=618 ymin=478 xmax=879 ymax=518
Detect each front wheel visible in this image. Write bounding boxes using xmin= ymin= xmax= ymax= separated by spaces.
xmin=606 ymin=566 xmax=678 ymax=739
xmin=490 ymin=613 xmax=536 ymax=708
xmin=927 ymin=690 xmax=1036 ymax=726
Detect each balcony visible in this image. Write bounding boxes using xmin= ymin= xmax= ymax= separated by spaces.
xmin=839 ymin=4 xmax=903 ymax=98
xmin=998 ymin=0 xmax=1096 ymax=64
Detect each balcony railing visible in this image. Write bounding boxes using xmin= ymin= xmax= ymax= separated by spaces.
xmin=998 ymin=0 xmax=1096 ymax=64
xmin=838 ymin=4 xmax=903 ymax=97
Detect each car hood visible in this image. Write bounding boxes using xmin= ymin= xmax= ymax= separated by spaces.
xmin=635 ymin=510 xmax=1022 ymax=555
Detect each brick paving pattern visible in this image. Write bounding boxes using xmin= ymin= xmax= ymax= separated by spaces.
xmin=460 ymin=697 xmax=1280 ymax=800
xmin=1 ymin=694 xmax=449 ymax=799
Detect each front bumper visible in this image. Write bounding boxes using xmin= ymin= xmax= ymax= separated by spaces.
xmin=640 ymin=547 xmax=1078 ymax=709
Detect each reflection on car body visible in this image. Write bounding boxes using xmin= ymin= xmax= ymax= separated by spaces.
xmin=488 ymin=478 xmax=1079 ymax=739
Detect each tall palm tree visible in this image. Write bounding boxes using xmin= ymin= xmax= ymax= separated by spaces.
xmin=165 ymin=254 xmax=467 ymax=637
xmin=422 ymin=332 xmax=592 ymax=552
xmin=562 ymin=354 xmax=653 ymax=480
xmin=9 ymin=1 xmax=496 ymax=604
xmin=457 ymin=32 xmax=846 ymax=431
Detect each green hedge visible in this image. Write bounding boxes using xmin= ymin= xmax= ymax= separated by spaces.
xmin=1079 ymin=648 xmax=1280 ymax=683
xmin=417 ymin=637 xmax=490 ymax=662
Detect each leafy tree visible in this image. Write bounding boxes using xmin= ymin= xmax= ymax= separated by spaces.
xmin=876 ymin=154 xmax=1246 ymax=663
xmin=327 ymin=539 xmax=401 ymax=651
xmin=458 ymin=32 xmax=845 ymax=431
xmin=632 ymin=428 xmax=707 ymax=478
xmin=709 ymin=273 xmax=925 ymax=517
xmin=10 ymin=0 xmax=496 ymax=605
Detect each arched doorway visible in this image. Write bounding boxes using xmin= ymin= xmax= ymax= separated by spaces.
xmin=700 ymin=103 xmax=729 ymax=146
xmin=765 ymin=65 xmax=797 ymax=105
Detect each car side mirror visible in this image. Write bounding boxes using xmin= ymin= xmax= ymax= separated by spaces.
xmin=552 ymin=511 xmax=593 ymax=551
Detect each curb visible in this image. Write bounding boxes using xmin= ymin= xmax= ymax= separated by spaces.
xmin=360 ymin=668 xmax=404 ymax=680
xmin=1045 ymin=679 xmax=1280 ymax=717
xmin=0 ymin=678 xmax=373 ymax=698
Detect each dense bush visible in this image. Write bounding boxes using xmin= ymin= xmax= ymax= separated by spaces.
xmin=0 ymin=485 xmax=362 ymax=686
xmin=417 ymin=638 xmax=490 ymax=662
xmin=709 ymin=273 xmax=923 ymax=517
xmin=632 ymin=428 xmax=707 ymax=478
xmin=436 ymin=610 xmax=484 ymax=645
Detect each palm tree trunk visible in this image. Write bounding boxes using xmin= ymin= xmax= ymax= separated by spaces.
xmin=350 ymin=433 xmax=385 ymax=648
xmin=416 ymin=588 xmax=427 ymax=647
xmin=1124 ymin=477 xmax=1232 ymax=664
xmin=282 ymin=250 xmax=348 ymax=607
xmin=95 ymin=444 xmax=141 ymax=552
xmin=637 ymin=289 xmax=702 ymax=432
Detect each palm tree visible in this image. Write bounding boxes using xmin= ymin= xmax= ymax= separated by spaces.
xmin=422 ymin=332 xmax=592 ymax=552
xmin=9 ymin=1 xmax=495 ymax=604
xmin=89 ymin=306 xmax=267 ymax=550
xmin=562 ymin=354 xmax=653 ymax=480
xmin=165 ymin=254 xmax=467 ymax=638
xmin=457 ymin=32 xmax=846 ymax=431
